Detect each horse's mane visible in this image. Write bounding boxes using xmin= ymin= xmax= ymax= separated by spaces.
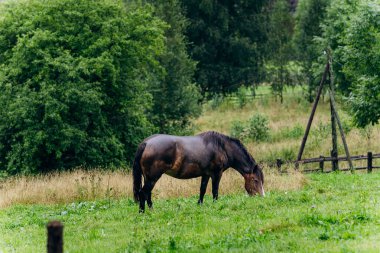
xmin=198 ymin=131 xmax=256 ymax=166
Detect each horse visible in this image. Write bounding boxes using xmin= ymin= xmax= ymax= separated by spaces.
xmin=133 ymin=131 xmax=264 ymax=212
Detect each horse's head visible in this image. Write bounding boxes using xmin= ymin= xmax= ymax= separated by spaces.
xmin=243 ymin=165 xmax=265 ymax=196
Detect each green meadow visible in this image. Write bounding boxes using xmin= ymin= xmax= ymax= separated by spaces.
xmin=1 ymin=172 xmax=379 ymax=252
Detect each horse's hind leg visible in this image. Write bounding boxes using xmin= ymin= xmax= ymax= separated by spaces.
xmin=198 ymin=175 xmax=210 ymax=204
xmin=139 ymin=180 xmax=152 ymax=213
xmin=139 ymin=178 xmax=158 ymax=212
xmin=147 ymin=179 xmax=158 ymax=209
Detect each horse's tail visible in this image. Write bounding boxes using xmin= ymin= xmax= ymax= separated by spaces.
xmin=133 ymin=142 xmax=146 ymax=203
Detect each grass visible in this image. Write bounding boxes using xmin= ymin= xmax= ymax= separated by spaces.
xmin=0 ymin=168 xmax=306 ymax=208
xmin=1 ymin=86 xmax=380 ymax=252
xmin=1 ymin=172 xmax=379 ymax=252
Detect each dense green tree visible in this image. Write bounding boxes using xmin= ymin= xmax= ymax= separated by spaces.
xmin=147 ymin=0 xmax=201 ymax=134
xmin=315 ymin=0 xmax=380 ymax=126
xmin=264 ymin=0 xmax=295 ymax=103
xmin=343 ymin=1 xmax=380 ymax=126
xmin=0 ymin=0 xmax=165 ymax=174
xmin=293 ymin=0 xmax=330 ymax=101
xmin=316 ymin=0 xmax=359 ymax=94
xmin=182 ymin=0 xmax=267 ymax=95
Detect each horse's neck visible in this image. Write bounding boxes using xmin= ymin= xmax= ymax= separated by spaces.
xmin=226 ymin=142 xmax=249 ymax=175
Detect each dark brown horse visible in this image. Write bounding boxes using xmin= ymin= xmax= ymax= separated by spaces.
xmin=133 ymin=131 xmax=264 ymax=212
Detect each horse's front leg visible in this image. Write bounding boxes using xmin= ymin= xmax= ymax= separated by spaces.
xmin=211 ymin=172 xmax=222 ymax=201
xmin=198 ymin=175 xmax=210 ymax=204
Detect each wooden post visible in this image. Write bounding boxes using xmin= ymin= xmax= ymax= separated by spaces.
xmin=368 ymin=152 xmax=373 ymax=173
xmin=319 ymin=156 xmax=324 ymax=172
xmin=331 ymin=149 xmax=338 ymax=171
xmin=47 ymin=220 xmax=63 ymax=253
xmin=296 ymin=62 xmax=330 ymax=166
xmin=276 ymin=159 xmax=283 ymax=172
xmin=328 ymin=53 xmax=339 ymax=171
xmin=328 ymin=91 xmax=354 ymax=172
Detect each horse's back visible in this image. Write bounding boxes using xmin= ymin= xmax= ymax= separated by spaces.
xmin=143 ymin=134 xmax=207 ymax=162
xmin=141 ymin=134 xmax=211 ymax=179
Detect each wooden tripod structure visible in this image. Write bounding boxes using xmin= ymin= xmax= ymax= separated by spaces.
xmin=296 ymin=56 xmax=354 ymax=172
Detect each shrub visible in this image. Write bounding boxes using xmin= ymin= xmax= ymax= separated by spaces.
xmin=236 ymin=87 xmax=248 ymax=108
xmin=246 ymin=114 xmax=270 ymax=141
xmin=230 ymin=114 xmax=270 ymax=142
xmin=281 ymin=124 xmax=304 ymax=139
xmin=230 ymin=121 xmax=247 ymax=140
xmin=265 ymin=147 xmax=297 ymax=163
xmin=209 ymin=94 xmax=224 ymax=110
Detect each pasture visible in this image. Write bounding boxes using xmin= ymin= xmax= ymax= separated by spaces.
xmin=1 ymin=172 xmax=379 ymax=252
xmin=1 ymin=88 xmax=380 ymax=252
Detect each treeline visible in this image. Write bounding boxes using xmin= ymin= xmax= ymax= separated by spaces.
xmin=0 ymin=0 xmax=378 ymax=174
xmin=0 ymin=0 xmax=200 ymax=174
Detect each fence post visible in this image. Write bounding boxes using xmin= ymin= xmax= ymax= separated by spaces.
xmin=367 ymin=152 xmax=373 ymax=173
xmin=276 ymin=159 xmax=282 ymax=172
xmin=296 ymin=62 xmax=330 ymax=166
xmin=47 ymin=220 xmax=63 ymax=253
xmin=319 ymin=156 xmax=324 ymax=172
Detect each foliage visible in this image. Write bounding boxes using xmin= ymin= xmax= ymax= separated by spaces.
xmin=265 ymin=147 xmax=297 ymax=162
xmin=235 ymin=86 xmax=248 ymax=108
xmin=265 ymin=61 xmax=305 ymax=103
xmin=279 ymin=124 xmax=304 ymax=140
xmin=314 ymin=0 xmax=380 ymax=127
xmin=264 ymin=0 xmax=296 ymax=103
xmin=147 ymin=0 xmax=202 ymax=135
xmin=0 ymin=0 xmax=165 ymax=174
xmin=293 ymin=0 xmax=331 ymax=102
xmin=316 ymin=0 xmax=359 ymax=95
xmin=230 ymin=121 xmax=246 ymax=140
xmin=1 ymin=173 xmax=380 ymax=252
xmin=343 ymin=2 xmax=380 ymax=126
xmin=230 ymin=114 xmax=270 ymax=142
xmin=182 ymin=0 xmax=267 ymax=95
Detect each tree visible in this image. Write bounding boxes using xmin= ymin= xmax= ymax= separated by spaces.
xmin=293 ymin=0 xmax=330 ymax=101
xmin=147 ymin=0 xmax=201 ymax=134
xmin=0 ymin=0 xmax=165 ymax=174
xmin=182 ymin=0 xmax=267 ymax=95
xmin=265 ymin=0 xmax=295 ymax=103
xmin=343 ymin=1 xmax=380 ymax=126
xmin=316 ymin=0 xmax=359 ymax=95
xmin=316 ymin=0 xmax=380 ymax=126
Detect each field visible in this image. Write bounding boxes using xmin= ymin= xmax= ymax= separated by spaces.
xmin=1 ymin=172 xmax=380 ymax=252
xmin=1 ymin=87 xmax=380 ymax=252
xmin=196 ymin=86 xmax=380 ymax=168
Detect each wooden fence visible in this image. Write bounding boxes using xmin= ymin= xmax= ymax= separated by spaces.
xmin=275 ymin=152 xmax=380 ymax=173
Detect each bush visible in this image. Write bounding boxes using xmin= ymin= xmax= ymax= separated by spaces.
xmin=230 ymin=114 xmax=270 ymax=142
xmin=230 ymin=121 xmax=247 ymax=140
xmin=246 ymin=114 xmax=270 ymax=141
xmin=209 ymin=94 xmax=224 ymax=110
xmin=264 ymin=147 xmax=297 ymax=163
xmin=272 ymin=124 xmax=304 ymax=142
xmin=0 ymin=0 xmax=165 ymax=174
xmin=236 ymin=87 xmax=248 ymax=108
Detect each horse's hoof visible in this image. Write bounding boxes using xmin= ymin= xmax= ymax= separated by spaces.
xmin=139 ymin=209 xmax=145 ymax=213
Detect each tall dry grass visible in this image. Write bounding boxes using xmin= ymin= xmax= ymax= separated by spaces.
xmin=0 ymin=167 xmax=307 ymax=208
xmin=196 ymin=95 xmax=380 ymax=166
